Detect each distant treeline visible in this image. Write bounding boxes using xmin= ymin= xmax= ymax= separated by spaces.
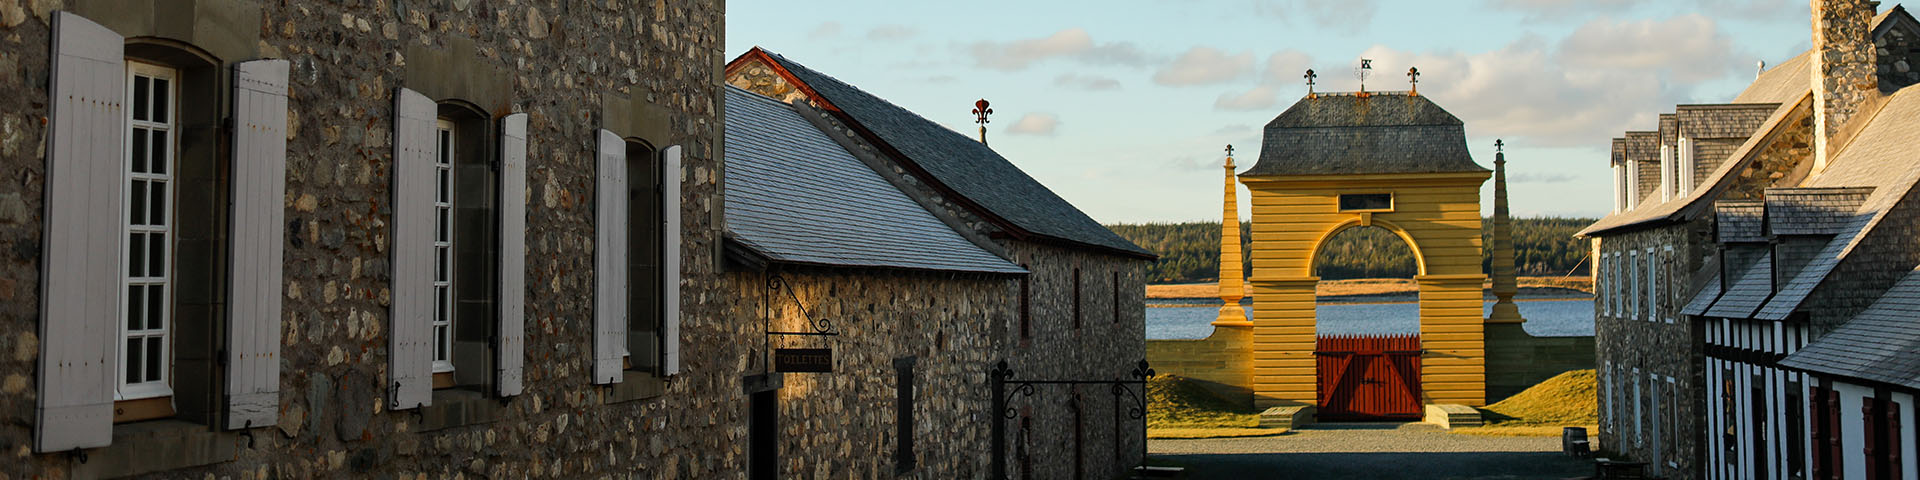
xmin=1107 ymin=217 xmax=1596 ymax=283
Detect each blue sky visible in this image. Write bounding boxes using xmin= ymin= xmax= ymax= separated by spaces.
xmin=724 ymin=0 xmax=1815 ymax=223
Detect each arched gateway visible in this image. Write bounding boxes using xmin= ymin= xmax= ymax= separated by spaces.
xmin=1240 ymin=91 xmax=1491 ymax=414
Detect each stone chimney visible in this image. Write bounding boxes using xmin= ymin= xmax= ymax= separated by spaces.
xmin=1811 ymin=0 xmax=1880 ymax=171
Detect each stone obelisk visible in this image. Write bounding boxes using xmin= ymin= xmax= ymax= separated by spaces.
xmin=1215 ymin=147 xmax=1252 ymax=327
xmin=1487 ymin=140 xmax=1525 ymax=324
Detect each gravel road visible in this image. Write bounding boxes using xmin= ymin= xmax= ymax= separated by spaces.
xmin=1149 ymin=423 xmax=1593 ymax=479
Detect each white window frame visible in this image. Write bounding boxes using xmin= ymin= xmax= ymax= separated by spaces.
xmin=1627 ymin=160 xmax=1640 ymax=210
xmin=431 ymin=119 xmax=455 ymax=374
xmin=118 ymin=61 xmax=178 ymax=401
xmin=1664 ymin=375 xmax=1678 ymax=468
xmin=1646 ymin=247 xmax=1658 ymax=323
xmin=1629 ymin=250 xmax=1641 ymax=321
xmin=1662 ymin=245 xmax=1675 ymax=323
xmin=1659 ymin=144 xmax=1673 ymax=202
xmin=1678 ymin=137 xmax=1694 ymax=196
xmin=1613 ymin=164 xmax=1625 ymax=213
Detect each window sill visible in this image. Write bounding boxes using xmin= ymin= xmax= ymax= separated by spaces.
xmin=417 ymin=388 xmax=505 ymax=432
xmin=604 ymin=371 xmax=667 ymax=404
xmin=72 ymin=419 xmax=237 ymax=478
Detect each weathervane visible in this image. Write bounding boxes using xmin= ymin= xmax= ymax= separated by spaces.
xmin=1304 ymin=69 xmax=1317 ymax=97
xmin=1354 ymin=58 xmax=1373 ymax=93
xmin=973 ymin=99 xmax=993 ymax=146
xmin=1407 ymin=67 xmax=1420 ymax=96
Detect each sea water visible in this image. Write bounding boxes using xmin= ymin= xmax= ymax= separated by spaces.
xmin=1145 ymin=299 xmax=1596 ymax=340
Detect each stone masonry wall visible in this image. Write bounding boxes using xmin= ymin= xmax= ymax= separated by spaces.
xmin=0 ymin=1 xmax=744 ymax=478
xmin=724 ymin=268 xmax=1011 ymax=478
xmin=728 ymin=63 xmax=1153 ymax=477
xmin=1594 ymin=221 xmax=1710 ymax=480
xmin=1814 ymin=0 xmax=1878 ymax=163
xmin=1875 ymin=16 xmax=1920 ymax=89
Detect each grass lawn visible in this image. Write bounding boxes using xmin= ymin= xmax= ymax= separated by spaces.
xmin=1146 ymin=375 xmax=1287 ymax=439
xmin=1452 ymin=369 xmax=1597 ymax=437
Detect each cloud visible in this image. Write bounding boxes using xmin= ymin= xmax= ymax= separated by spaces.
xmin=1006 ymin=113 xmax=1061 ymax=136
xmin=1559 ymin=15 xmax=1740 ymax=82
xmin=1215 ymin=85 xmax=1279 ymax=111
xmin=1054 ymin=73 xmax=1122 ymax=90
xmin=867 ymin=25 xmax=916 ymax=41
xmin=806 ymin=21 xmax=841 ymax=40
xmin=1153 ymin=47 xmax=1254 ymax=86
xmin=967 ymin=28 xmax=1153 ymax=71
xmin=1259 ymin=50 xmax=1316 ymax=85
xmin=1252 ymin=0 xmax=1378 ymax=32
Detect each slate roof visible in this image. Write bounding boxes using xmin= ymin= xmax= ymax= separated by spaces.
xmin=1734 ymin=51 xmax=1813 ymax=105
xmin=1681 ymin=271 xmax=1723 ymax=316
xmin=1755 ymin=86 xmax=1920 ymax=320
xmin=1576 ymin=95 xmax=1807 ymax=237
xmin=1240 ymin=93 xmax=1487 ymax=176
xmin=1714 ymin=201 xmax=1767 ymax=242
xmin=722 ymin=86 xmax=1026 ymax=275
xmin=1704 ymin=254 xmax=1774 ymax=319
xmin=1779 ymin=266 xmax=1920 ymax=390
xmin=1766 ymin=187 xmax=1875 ymax=235
xmin=744 ymin=49 xmax=1154 ymax=258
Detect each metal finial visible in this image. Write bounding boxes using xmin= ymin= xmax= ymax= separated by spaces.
xmin=1225 ymin=145 xmax=1234 ymax=157
xmin=1355 ymin=58 xmax=1373 ymax=93
xmin=1304 ymin=69 xmax=1317 ymax=96
xmin=973 ymin=99 xmax=993 ymax=145
xmin=1407 ymin=67 xmax=1420 ymax=95
xmin=1495 ymin=139 xmax=1504 ymax=152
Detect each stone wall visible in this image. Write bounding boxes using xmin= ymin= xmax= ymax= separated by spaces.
xmin=1484 ymin=324 xmax=1594 ymax=403
xmin=1722 ymin=103 xmax=1816 ymax=201
xmin=1146 ymin=328 xmax=1253 ymax=408
xmin=732 ymin=68 xmax=1154 ymax=478
xmin=1814 ymin=0 xmax=1879 ymax=165
xmin=724 ymin=268 xmax=1011 ymax=478
xmin=1593 ymin=220 xmax=1710 ymax=479
xmin=0 ymin=1 xmax=744 ymax=478
xmin=1877 ymin=15 xmax=1920 ymax=89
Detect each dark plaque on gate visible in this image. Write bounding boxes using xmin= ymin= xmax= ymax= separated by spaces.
xmin=774 ymin=348 xmax=833 ymax=373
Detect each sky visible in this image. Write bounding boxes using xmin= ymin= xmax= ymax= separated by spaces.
xmin=723 ymin=0 xmax=1817 ymax=224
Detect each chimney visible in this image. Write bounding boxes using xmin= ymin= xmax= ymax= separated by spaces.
xmin=1811 ymin=0 xmax=1879 ymax=172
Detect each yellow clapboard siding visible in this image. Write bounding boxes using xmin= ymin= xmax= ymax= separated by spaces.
xmin=1422 ymin=364 xmax=1485 ymax=374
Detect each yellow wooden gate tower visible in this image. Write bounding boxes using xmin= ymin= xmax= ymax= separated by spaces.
xmin=1239 ymin=91 xmax=1491 ymax=409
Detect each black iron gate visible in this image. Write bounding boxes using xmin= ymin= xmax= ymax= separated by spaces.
xmin=989 ymin=359 xmax=1153 ymax=479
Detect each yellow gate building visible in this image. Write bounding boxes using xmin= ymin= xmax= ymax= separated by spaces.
xmin=1240 ymin=91 xmax=1491 ymax=410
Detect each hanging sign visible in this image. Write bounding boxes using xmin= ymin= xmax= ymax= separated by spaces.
xmin=774 ymin=348 xmax=833 ymax=373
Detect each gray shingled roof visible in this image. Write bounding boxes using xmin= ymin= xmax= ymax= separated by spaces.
xmin=1780 ymin=266 xmax=1920 ymax=390
xmin=1681 ymin=271 xmax=1722 ymax=316
xmin=1766 ymin=187 xmax=1875 ymax=235
xmin=1755 ymin=86 xmax=1920 ymax=320
xmin=722 ymin=86 xmax=1026 ymax=275
xmin=1240 ymin=93 xmax=1487 ymax=176
xmin=1705 ymin=255 xmax=1773 ymax=319
xmin=1715 ymin=201 xmax=1767 ymax=242
xmin=1576 ymin=96 xmax=1805 ymax=238
xmin=752 ymin=50 xmax=1153 ymax=258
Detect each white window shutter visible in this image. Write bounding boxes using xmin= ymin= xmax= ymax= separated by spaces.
xmin=226 ymin=59 xmax=290 ymax=429
xmin=496 ymin=113 xmax=528 ymax=397
xmin=661 ymin=145 xmax=683 ymax=376
xmin=593 ymin=129 xmax=627 ymax=384
xmin=36 ymin=10 xmax=123 ymax=453
xmin=389 ymin=88 xmax=436 ymax=409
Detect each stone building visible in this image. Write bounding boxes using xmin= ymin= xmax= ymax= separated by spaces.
xmin=719 ymin=85 xmax=1028 ymax=477
xmin=1579 ymin=2 xmax=1920 ymax=478
xmin=725 ymin=48 xmax=1157 ymax=479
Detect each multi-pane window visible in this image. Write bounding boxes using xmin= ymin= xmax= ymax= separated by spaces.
xmin=121 ymin=62 xmax=175 ymax=400
xmin=432 ymin=119 xmax=455 ymax=374
xmin=1629 ymin=251 xmax=1640 ymax=320
xmin=1647 ymin=248 xmax=1659 ymax=322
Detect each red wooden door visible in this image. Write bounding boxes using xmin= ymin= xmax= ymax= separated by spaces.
xmin=1315 ymin=335 xmax=1422 ymax=420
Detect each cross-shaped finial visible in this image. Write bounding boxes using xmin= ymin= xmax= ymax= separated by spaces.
xmin=1407 ymin=67 xmax=1420 ymax=95
xmin=1495 ymin=139 xmax=1504 ymax=152
xmin=1225 ymin=145 xmax=1235 ymax=157
xmin=1304 ymin=69 xmax=1317 ymax=95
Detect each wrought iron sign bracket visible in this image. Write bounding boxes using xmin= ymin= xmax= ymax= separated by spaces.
xmin=988 ymin=359 xmax=1154 ymax=479
xmin=763 ymin=274 xmax=839 ymax=337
